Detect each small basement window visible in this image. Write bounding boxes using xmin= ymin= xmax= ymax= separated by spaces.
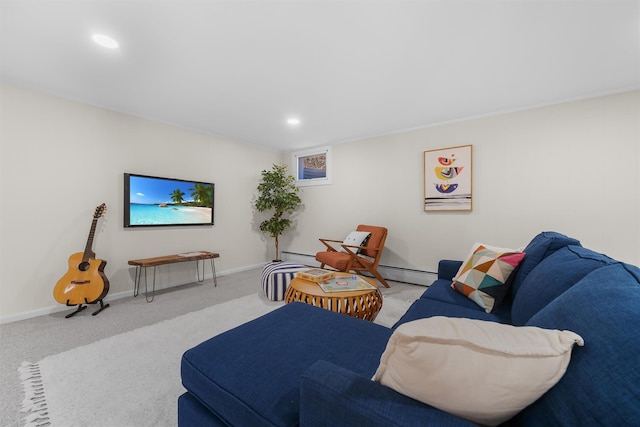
xmin=292 ymin=146 xmax=332 ymax=186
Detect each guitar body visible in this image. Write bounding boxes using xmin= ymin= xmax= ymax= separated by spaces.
xmin=54 ymin=252 xmax=110 ymax=305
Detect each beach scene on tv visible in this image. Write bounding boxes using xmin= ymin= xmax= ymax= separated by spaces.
xmin=129 ymin=176 xmax=213 ymax=225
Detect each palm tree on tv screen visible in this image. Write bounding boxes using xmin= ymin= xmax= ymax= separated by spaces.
xmin=189 ymin=184 xmax=212 ymax=207
xmin=170 ymin=189 xmax=185 ymax=205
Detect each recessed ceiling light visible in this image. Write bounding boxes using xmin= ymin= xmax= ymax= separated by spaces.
xmin=92 ymin=34 xmax=119 ymax=49
xmin=286 ymin=117 xmax=301 ymax=126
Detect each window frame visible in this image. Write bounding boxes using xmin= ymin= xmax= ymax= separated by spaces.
xmin=291 ymin=145 xmax=332 ymax=187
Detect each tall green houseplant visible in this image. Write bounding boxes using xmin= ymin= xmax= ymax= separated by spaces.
xmin=255 ymin=164 xmax=302 ymax=261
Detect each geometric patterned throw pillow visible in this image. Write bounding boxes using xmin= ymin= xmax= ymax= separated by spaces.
xmin=452 ymin=244 xmax=526 ymax=313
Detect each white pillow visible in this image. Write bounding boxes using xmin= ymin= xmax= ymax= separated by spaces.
xmin=372 ymin=317 xmax=584 ymax=426
xmin=342 ymin=231 xmax=371 ymax=252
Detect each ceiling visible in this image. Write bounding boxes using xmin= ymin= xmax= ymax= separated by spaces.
xmin=1 ymin=1 xmax=638 ymax=151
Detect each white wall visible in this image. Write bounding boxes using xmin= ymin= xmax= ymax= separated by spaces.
xmin=284 ymin=91 xmax=640 ymax=272
xmin=0 ymin=84 xmax=281 ymax=320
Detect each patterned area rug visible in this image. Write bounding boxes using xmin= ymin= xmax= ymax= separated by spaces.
xmin=19 ymin=293 xmax=411 ymax=426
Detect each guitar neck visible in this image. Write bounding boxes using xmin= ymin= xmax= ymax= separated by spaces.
xmin=82 ymin=218 xmax=99 ymax=261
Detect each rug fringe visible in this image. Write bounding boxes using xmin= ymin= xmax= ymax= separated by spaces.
xmin=18 ymin=362 xmax=50 ymax=427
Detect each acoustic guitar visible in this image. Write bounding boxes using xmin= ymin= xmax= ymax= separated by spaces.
xmin=54 ymin=203 xmax=110 ymax=317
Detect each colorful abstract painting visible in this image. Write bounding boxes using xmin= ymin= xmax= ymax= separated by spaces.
xmin=424 ymin=145 xmax=472 ymax=211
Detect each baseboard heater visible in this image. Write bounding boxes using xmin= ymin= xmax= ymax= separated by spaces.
xmin=281 ymin=251 xmax=436 ymax=287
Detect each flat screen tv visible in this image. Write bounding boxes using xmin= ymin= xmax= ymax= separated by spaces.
xmin=124 ymin=173 xmax=214 ymax=227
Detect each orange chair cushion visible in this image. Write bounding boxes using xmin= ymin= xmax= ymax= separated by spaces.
xmin=315 ymin=251 xmax=350 ymax=271
xmin=316 ymin=251 xmax=368 ymax=271
xmin=356 ymin=225 xmax=386 ymax=258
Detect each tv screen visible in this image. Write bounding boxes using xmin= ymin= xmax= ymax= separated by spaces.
xmin=124 ymin=173 xmax=214 ymax=227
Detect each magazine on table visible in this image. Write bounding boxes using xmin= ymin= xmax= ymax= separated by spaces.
xmin=317 ymin=276 xmax=376 ymax=293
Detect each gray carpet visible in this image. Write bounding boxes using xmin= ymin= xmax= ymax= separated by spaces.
xmin=0 ymin=267 xmax=425 ymax=427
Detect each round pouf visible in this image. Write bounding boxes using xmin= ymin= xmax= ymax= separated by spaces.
xmin=261 ymin=262 xmax=307 ymax=301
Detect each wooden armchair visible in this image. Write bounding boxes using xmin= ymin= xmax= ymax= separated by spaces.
xmin=315 ymin=225 xmax=390 ymax=288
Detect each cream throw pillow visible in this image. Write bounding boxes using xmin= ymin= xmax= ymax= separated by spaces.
xmin=342 ymin=231 xmax=371 ymax=253
xmin=372 ymin=317 xmax=584 ymax=426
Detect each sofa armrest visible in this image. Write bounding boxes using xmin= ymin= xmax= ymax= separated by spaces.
xmin=300 ymin=360 xmax=475 ymax=427
xmin=438 ymin=259 xmax=463 ymax=281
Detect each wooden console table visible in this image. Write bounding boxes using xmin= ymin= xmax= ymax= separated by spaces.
xmin=128 ymin=251 xmax=219 ymax=302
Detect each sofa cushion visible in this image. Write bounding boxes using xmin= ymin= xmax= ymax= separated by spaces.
xmin=509 ymin=231 xmax=581 ymax=298
xmin=393 ymin=297 xmax=511 ymax=328
xmin=420 ymin=279 xmax=513 ymax=321
xmin=438 ymin=259 xmax=464 ymax=280
xmin=452 ymin=243 xmax=526 ymax=313
xmin=373 ymin=317 xmax=583 ymax=426
xmin=519 ymin=263 xmax=640 ymax=426
xmin=511 ymin=246 xmax=618 ymax=325
xmin=178 ymin=393 xmax=227 ymax=427
xmin=301 ymin=360 xmax=477 ymax=427
xmin=181 ymin=303 xmax=392 ymax=427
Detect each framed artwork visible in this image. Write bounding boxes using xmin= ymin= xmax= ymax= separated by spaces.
xmin=424 ymin=145 xmax=472 ymax=212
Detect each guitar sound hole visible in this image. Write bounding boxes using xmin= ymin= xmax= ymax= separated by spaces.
xmin=78 ymin=262 xmax=91 ymax=272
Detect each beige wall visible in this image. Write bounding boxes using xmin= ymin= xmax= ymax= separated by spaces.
xmin=0 ymin=84 xmax=280 ymax=320
xmin=1 ymin=85 xmax=638 ymax=321
xmin=284 ymin=91 xmax=640 ymax=272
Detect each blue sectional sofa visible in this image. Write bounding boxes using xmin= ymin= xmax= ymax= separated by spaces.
xmin=179 ymin=232 xmax=640 ymax=426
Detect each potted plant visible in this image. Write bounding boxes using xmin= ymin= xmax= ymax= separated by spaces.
xmin=254 ymin=164 xmax=302 ymax=261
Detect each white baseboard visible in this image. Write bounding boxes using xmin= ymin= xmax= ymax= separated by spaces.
xmin=281 ymin=251 xmax=436 ymax=286
xmin=0 ymin=263 xmax=265 ymax=325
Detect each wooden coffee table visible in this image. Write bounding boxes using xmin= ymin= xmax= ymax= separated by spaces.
xmin=284 ymin=272 xmax=383 ymax=321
